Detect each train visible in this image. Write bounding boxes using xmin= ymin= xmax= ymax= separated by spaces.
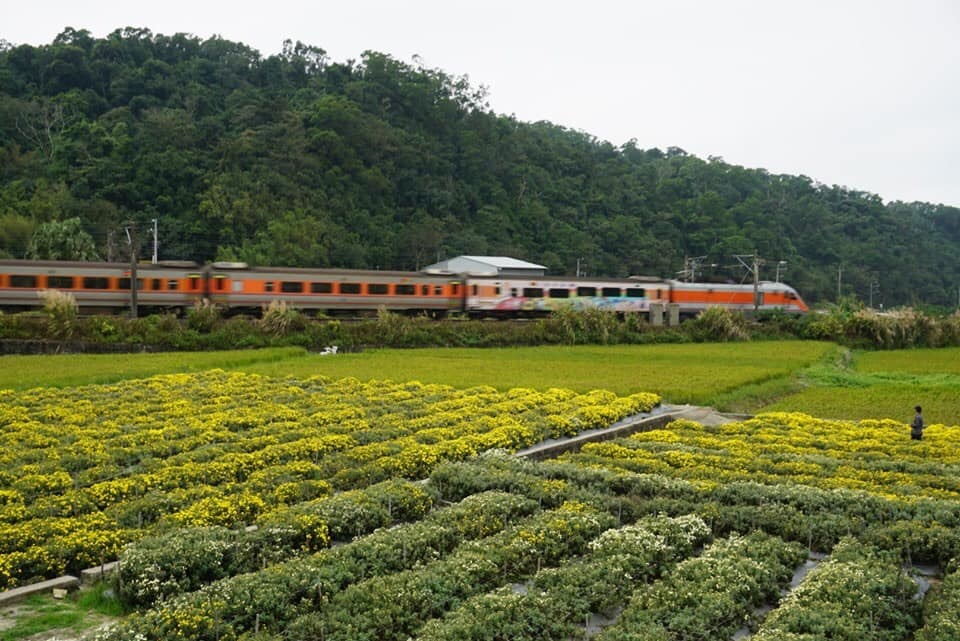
xmin=0 ymin=259 xmax=809 ymax=318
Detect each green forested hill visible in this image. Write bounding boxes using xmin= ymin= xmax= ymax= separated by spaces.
xmin=1 ymin=27 xmax=959 ymax=307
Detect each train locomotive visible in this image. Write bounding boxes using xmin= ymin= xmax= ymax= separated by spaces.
xmin=0 ymin=259 xmax=809 ymax=318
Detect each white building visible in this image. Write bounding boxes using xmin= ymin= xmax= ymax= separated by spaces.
xmin=423 ymin=255 xmax=547 ymax=277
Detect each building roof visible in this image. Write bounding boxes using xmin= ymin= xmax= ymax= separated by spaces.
xmin=422 ymin=255 xmax=547 ymax=276
xmin=458 ymin=256 xmax=547 ymax=270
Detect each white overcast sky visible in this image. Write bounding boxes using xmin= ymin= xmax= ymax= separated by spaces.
xmin=6 ymin=0 xmax=960 ymax=207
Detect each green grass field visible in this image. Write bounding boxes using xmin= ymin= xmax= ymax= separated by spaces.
xmin=241 ymin=342 xmax=832 ymax=403
xmin=0 ymin=347 xmax=306 ymax=390
xmin=0 ymin=341 xmax=831 ymax=404
xmin=854 ymin=347 xmax=960 ymax=375
xmin=761 ymin=346 xmax=960 ymax=424
xmin=760 ymin=383 xmax=959 ymax=424
xmin=1 ymin=341 xmax=957 ymax=424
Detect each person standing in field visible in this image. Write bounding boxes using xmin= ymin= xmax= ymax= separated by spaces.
xmin=911 ymin=405 xmax=924 ymax=441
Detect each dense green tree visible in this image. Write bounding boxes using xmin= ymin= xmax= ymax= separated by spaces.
xmin=25 ymin=216 xmax=99 ymax=260
xmin=0 ymin=212 xmax=34 ymax=258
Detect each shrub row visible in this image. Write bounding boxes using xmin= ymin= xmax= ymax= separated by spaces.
xmin=751 ymin=538 xmax=922 ymax=641
xmin=595 ymin=531 xmax=806 ymax=641
xmin=279 ymin=501 xmax=613 ymax=641
xmin=100 ymin=491 xmax=539 ymax=639
xmin=5 ymin=303 xmax=960 ymax=350
xmin=915 ymin=561 xmax=960 ymax=641
xmin=117 ymin=479 xmax=435 ymax=608
xmin=413 ymin=514 xmax=711 ymax=641
xmin=1 ymin=372 xmax=658 ymax=589
xmin=430 ymin=453 xmax=960 ymax=567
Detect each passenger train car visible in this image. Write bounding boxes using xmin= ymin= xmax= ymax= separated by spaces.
xmin=0 ymin=259 xmax=808 ymax=317
xmin=464 ymin=274 xmax=808 ymax=317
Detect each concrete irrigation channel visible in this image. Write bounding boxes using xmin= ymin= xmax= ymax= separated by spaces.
xmin=516 ymin=403 xmax=744 ymax=461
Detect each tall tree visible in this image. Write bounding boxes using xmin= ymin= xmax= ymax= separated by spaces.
xmin=26 ymin=217 xmax=99 ymax=260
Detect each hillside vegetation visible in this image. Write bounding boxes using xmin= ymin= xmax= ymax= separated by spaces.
xmin=2 ymin=27 xmax=959 ymax=307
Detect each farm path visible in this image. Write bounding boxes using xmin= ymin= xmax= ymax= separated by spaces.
xmin=659 ymin=403 xmax=747 ymax=426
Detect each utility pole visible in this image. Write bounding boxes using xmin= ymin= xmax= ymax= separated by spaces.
xmin=837 ymin=264 xmax=843 ymax=302
xmin=677 ymin=256 xmax=713 ymax=282
xmin=126 ymin=221 xmax=138 ymax=318
xmin=752 ymin=251 xmax=760 ymax=313
xmin=734 ymin=252 xmax=764 ymax=313
xmin=775 ymin=260 xmax=787 ymax=283
xmin=151 ymin=218 xmax=158 ymax=264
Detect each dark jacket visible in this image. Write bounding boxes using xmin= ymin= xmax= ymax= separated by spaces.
xmin=911 ymin=414 xmax=924 ymax=437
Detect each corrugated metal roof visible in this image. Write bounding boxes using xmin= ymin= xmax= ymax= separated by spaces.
xmin=457 ymin=256 xmax=547 ymax=269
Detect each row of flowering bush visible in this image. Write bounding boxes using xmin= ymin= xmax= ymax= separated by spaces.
xmin=80 ymin=404 xmax=959 ymax=641
xmin=0 ymin=371 xmax=659 ymax=588
xmin=117 ymin=479 xmax=435 ymax=607
xmin=751 ymin=538 xmax=922 ymax=641
xmin=431 ymin=451 xmax=960 ymax=567
xmin=586 ymin=413 xmax=960 ymax=500
xmin=594 ymin=531 xmax=806 ymax=641
xmin=0 ymin=373 xmax=654 ymax=502
xmin=282 ymin=501 xmax=612 ymax=641
xmin=96 ymin=497 xmax=599 ymax=641
xmin=88 ymin=446 xmax=959 ymax=641
xmin=412 ymin=514 xmax=711 ymax=641
xmin=915 ymin=560 xmax=960 ymax=641
xmin=104 ymin=490 xmax=535 ymax=634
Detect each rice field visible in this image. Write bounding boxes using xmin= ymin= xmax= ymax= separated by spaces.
xmin=0 ymin=341 xmax=833 ymax=404
xmin=762 ymin=346 xmax=960 ymax=423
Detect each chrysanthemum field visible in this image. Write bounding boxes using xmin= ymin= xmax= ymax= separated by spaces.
xmin=1 ymin=368 xmax=958 ymax=641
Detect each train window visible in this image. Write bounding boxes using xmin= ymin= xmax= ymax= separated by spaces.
xmin=495 ymin=287 xmax=502 ymax=295
xmin=214 ymin=277 xmax=226 ymax=291
xmin=151 ymin=278 xmax=161 ymax=290
xmin=168 ymin=280 xmax=179 ymax=291
xmin=311 ymin=282 xmax=333 ymax=294
xmin=396 ymin=284 xmax=416 ymax=295
xmin=471 ymin=284 xmax=478 ymax=295
xmin=434 ymin=285 xmax=443 ymax=295
xmin=264 ymin=281 xmax=274 ymax=292
xmin=281 ymin=281 xmax=303 ymax=293
xmin=368 ymin=283 xmax=388 ymax=295
xmin=83 ymin=277 xmax=109 ymax=289
xmin=189 ymin=276 xmax=201 ymax=291
xmin=577 ymin=286 xmax=597 ymax=297
xmin=118 ymin=278 xmax=144 ymax=290
xmin=548 ymin=288 xmax=570 ymax=299
xmin=601 ymin=287 xmax=621 ymax=297
xmin=10 ymin=275 xmax=37 ymax=288
xmin=47 ymin=276 xmax=74 ymax=288
xmin=522 ymin=287 xmax=544 ymax=298
xmin=340 ymin=283 xmax=361 ymax=295
xmin=451 ymin=283 xmax=460 ymax=294
xmin=625 ymin=288 xmax=646 ymax=298
xmin=510 ymin=288 xmax=518 ymax=297
xmin=421 ymin=284 xmax=430 ymax=295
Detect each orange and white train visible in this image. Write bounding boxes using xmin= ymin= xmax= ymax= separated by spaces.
xmin=0 ymin=259 xmax=808 ymax=318
xmin=464 ymin=274 xmax=807 ymax=318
